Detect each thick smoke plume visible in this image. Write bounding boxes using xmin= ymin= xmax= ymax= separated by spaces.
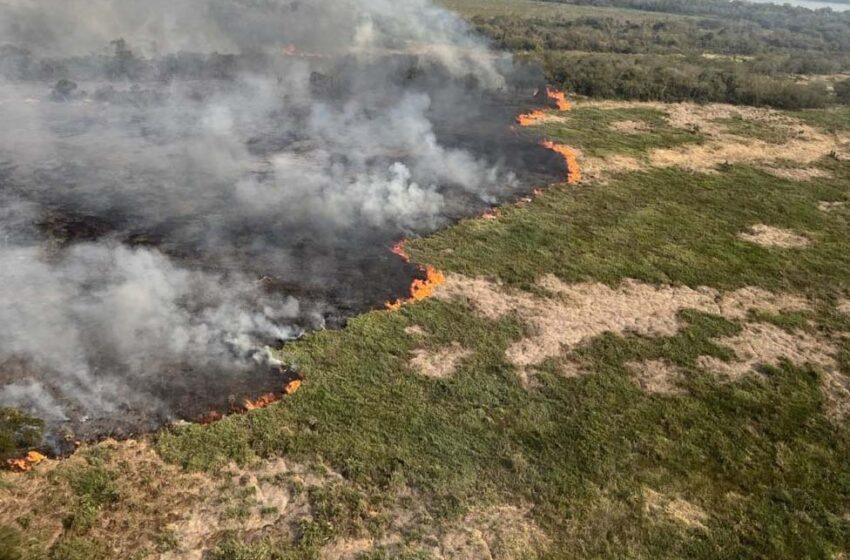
xmin=0 ymin=0 xmax=559 ymax=440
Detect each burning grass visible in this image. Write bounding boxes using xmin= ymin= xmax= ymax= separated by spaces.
xmin=6 ymin=104 xmax=850 ymax=559
xmin=385 ymin=240 xmax=447 ymax=311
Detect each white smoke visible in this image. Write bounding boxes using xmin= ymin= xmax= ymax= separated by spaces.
xmin=0 ymin=0 xmax=527 ymax=426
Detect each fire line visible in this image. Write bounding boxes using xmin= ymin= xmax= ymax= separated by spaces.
xmin=385 ymin=241 xmax=447 ymax=310
xmin=516 ymin=87 xmax=581 ymax=185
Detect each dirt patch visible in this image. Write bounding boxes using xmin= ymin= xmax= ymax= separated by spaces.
xmin=436 ymin=505 xmax=550 ymax=560
xmin=437 ymin=274 xmax=812 ymax=368
xmin=644 ymin=488 xmax=708 ymax=530
xmin=0 ymin=437 xmax=354 ymax=560
xmin=718 ymin=286 xmax=811 ymax=320
xmin=838 ymin=299 xmax=850 ymax=315
xmin=580 ymin=152 xmax=644 ymax=184
xmin=762 ymin=167 xmax=833 ymax=181
xmin=404 ymin=325 xmax=429 ymax=337
xmin=0 ymin=439 xmax=216 ymax=559
xmin=579 ymin=100 xmax=850 ymax=179
xmin=626 ymin=360 xmax=685 ymax=395
xmin=610 ymin=119 xmax=651 ymax=133
xmin=739 ymin=224 xmax=810 ymax=249
xmin=697 ymin=323 xmax=835 ymax=381
xmin=697 ymin=322 xmax=850 ymax=420
xmin=410 ymin=342 xmax=472 ymax=378
xmin=320 ymin=538 xmax=374 ymax=560
xmin=819 ymin=201 xmax=846 ymax=212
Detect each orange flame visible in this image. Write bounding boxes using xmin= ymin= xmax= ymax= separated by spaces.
xmin=244 ymin=392 xmax=279 ymax=411
xmin=541 ymin=140 xmax=581 ymax=184
xmin=516 ymin=109 xmax=547 ymax=127
xmin=546 ymin=86 xmax=571 ymax=111
xmin=385 ymin=242 xmax=447 ymax=310
xmin=241 ymin=378 xmax=302 ymax=412
xmin=516 ymin=87 xmax=571 ymax=126
xmin=5 ymin=450 xmax=46 ymax=472
xmin=390 ymin=240 xmax=410 ymax=262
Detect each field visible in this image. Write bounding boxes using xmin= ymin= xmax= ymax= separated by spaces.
xmin=3 ymin=1 xmax=850 ymax=559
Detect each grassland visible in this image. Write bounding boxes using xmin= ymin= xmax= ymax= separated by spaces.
xmin=439 ymin=0 xmax=681 ymax=19
xmin=3 ymin=97 xmax=849 ymax=559
xmin=3 ymin=1 xmax=850 ymax=557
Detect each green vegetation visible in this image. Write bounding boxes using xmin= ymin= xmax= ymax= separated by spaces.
xmin=713 ymin=114 xmax=794 ymax=144
xmin=449 ymin=0 xmax=850 ymax=107
xmin=6 ymin=3 xmax=850 ymax=557
xmin=56 ymin=450 xmax=120 ymax=533
xmin=411 ymin=162 xmax=850 ymax=296
xmin=534 ymin=105 xmax=703 ymax=157
xmin=155 ymin=104 xmax=850 ymax=556
xmin=789 ymin=106 xmax=850 ymax=134
xmin=0 ymin=407 xmax=44 ymax=460
xmin=49 ymin=537 xmax=110 ymax=560
xmin=0 ymin=525 xmax=24 ymax=560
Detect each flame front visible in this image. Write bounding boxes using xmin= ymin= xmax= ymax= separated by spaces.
xmin=515 ymin=86 xmax=581 ymax=185
xmin=242 ymin=378 xmax=301 ymax=411
xmin=390 ymin=240 xmax=410 ymax=262
xmin=546 ymin=86 xmax=571 ymax=111
xmin=385 ymin=242 xmax=446 ymax=310
xmin=5 ymin=450 xmax=46 ymax=472
xmin=540 ymin=140 xmax=582 ymax=184
xmin=516 ymin=109 xmax=547 ymax=126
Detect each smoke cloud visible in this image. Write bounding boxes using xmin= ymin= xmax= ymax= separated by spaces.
xmin=0 ymin=0 xmax=558 ymax=437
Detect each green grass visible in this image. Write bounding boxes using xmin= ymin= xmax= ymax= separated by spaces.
xmin=156 ymin=146 xmax=850 ymax=557
xmin=715 ymin=114 xmax=795 ymax=144
xmin=410 ymin=161 xmax=850 ymax=298
xmin=51 ymin=449 xmax=120 ymax=535
xmin=8 ymin=104 xmax=849 ymax=559
xmin=438 ymin=0 xmax=687 ymax=20
xmin=788 ymin=106 xmax=850 ymax=134
xmin=534 ymin=106 xmax=704 ymax=158
xmin=0 ymin=407 xmax=44 ymax=460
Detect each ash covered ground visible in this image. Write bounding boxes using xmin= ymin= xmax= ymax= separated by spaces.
xmin=0 ymin=0 xmax=564 ymax=447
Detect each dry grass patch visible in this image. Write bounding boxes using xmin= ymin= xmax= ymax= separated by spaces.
xmin=409 ymin=342 xmax=472 ymax=379
xmin=739 ymin=224 xmax=810 ymax=249
xmin=437 ymin=274 xmax=812 ymax=368
xmin=818 ymin=201 xmax=846 ymax=212
xmin=762 ymin=167 xmax=833 ymax=181
xmin=404 ymin=324 xmax=429 ymax=337
xmin=609 ymin=119 xmax=651 ymax=133
xmin=435 ymin=505 xmax=549 ymax=560
xmin=697 ymin=323 xmax=835 ymax=381
xmin=579 ymin=100 xmax=850 ymax=178
xmin=626 ymin=360 xmax=685 ymax=395
xmin=838 ymin=299 xmax=850 ymax=315
xmin=0 ymin=439 xmax=215 ymax=558
xmin=697 ymin=322 xmax=850 ymax=420
xmin=644 ymin=488 xmax=708 ymax=530
xmin=580 ymin=151 xmax=643 ymax=183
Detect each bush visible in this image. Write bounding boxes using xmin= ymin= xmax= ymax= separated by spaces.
xmin=835 ymin=79 xmax=850 ymax=103
xmin=0 ymin=408 xmax=44 ymax=460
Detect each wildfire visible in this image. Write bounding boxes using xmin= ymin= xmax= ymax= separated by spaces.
xmin=515 ymin=87 xmax=571 ymax=126
xmin=244 ymin=392 xmax=278 ymax=410
xmin=242 ymin=378 xmax=302 ymax=411
xmin=516 ymin=109 xmax=547 ymax=127
xmin=541 ymin=140 xmax=582 ymax=184
xmin=197 ymin=371 xmax=302 ymax=423
xmin=390 ymin=240 xmax=410 ymax=262
xmin=5 ymin=450 xmax=46 ymax=472
xmin=385 ymin=243 xmax=447 ymax=310
xmin=546 ymin=86 xmax=571 ymax=111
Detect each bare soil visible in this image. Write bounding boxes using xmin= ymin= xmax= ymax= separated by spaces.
xmin=739 ymin=224 xmax=811 ymax=249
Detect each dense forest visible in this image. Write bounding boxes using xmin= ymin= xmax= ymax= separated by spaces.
xmin=469 ymin=0 xmax=850 ymax=108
